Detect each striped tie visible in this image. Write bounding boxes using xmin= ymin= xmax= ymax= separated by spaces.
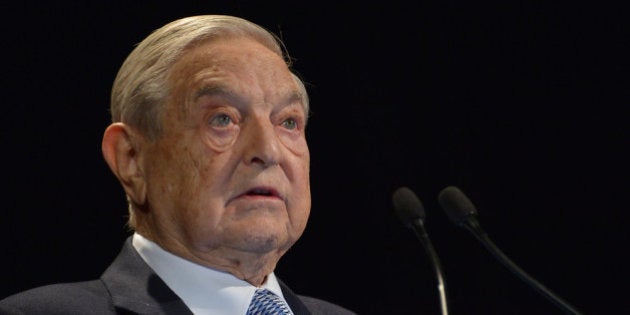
xmin=246 ymin=288 xmax=293 ymax=315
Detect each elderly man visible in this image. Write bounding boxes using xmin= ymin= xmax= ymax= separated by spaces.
xmin=0 ymin=15 xmax=354 ymax=315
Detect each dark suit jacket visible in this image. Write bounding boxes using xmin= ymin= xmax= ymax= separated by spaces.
xmin=0 ymin=237 xmax=355 ymax=315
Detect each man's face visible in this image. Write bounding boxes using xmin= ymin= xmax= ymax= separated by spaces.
xmin=140 ymin=37 xmax=310 ymax=261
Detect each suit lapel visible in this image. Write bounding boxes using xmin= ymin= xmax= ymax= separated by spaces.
xmin=101 ymin=237 xmax=313 ymax=315
xmin=100 ymin=237 xmax=193 ymax=315
xmin=279 ymin=279 xmax=312 ymax=315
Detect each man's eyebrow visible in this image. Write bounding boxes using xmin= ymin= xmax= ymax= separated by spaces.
xmin=195 ymin=85 xmax=240 ymax=102
xmin=288 ymin=90 xmax=306 ymax=105
xmin=194 ymin=85 xmax=306 ymax=110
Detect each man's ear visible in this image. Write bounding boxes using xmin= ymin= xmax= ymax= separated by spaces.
xmin=101 ymin=123 xmax=147 ymax=207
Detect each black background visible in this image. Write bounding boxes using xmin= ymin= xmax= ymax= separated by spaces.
xmin=2 ymin=1 xmax=628 ymax=314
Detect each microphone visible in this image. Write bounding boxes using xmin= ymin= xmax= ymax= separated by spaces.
xmin=437 ymin=186 xmax=582 ymax=315
xmin=392 ymin=187 xmax=449 ymax=315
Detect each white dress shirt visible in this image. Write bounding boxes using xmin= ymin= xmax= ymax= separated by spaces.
xmin=132 ymin=233 xmax=290 ymax=315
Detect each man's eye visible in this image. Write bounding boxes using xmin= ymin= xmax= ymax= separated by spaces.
xmin=281 ymin=118 xmax=298 ymax=130
xmin=210 ymin=114 xmax=233 ymax=127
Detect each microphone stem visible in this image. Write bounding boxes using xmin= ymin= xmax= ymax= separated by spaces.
xmin=464 ymin=219 xmax=582 ymax=315
xmin=412 ymin=219 xmax=449 ymax=315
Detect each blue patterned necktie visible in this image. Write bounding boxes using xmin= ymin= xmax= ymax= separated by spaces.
xmin=246 ymin=288 xmax=293 ymax=315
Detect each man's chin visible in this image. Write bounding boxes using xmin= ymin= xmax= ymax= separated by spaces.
xmin=237 ymin=233 xmax=287 ymax=254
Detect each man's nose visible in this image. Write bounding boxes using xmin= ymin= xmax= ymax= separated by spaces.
xmin=242 ymin=117 xmax=281 ymax=167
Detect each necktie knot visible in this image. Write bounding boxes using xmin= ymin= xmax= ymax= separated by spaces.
xmin=246 ymin=288 xmax=293 ymax=315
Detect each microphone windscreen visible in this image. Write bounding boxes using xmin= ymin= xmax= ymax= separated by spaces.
xmin=392 ymin=186 xmax=426 ymax=226
xmin=438 ymin=186 xmax=478 ymax=226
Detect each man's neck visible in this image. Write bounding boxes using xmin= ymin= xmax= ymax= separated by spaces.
xmin=135 ymin=229 xmax=283 ymax=286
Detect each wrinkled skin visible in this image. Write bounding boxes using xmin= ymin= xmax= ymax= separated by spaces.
xmin=103 ymin=37 xmax=311 ymax=286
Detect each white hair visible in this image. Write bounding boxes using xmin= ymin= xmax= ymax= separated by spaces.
xmin=110 ymin=15 xmax=308 ymax=141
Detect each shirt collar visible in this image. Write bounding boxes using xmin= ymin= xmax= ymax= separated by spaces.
xmin=131 ymin=232 xmax=286 ymax=315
